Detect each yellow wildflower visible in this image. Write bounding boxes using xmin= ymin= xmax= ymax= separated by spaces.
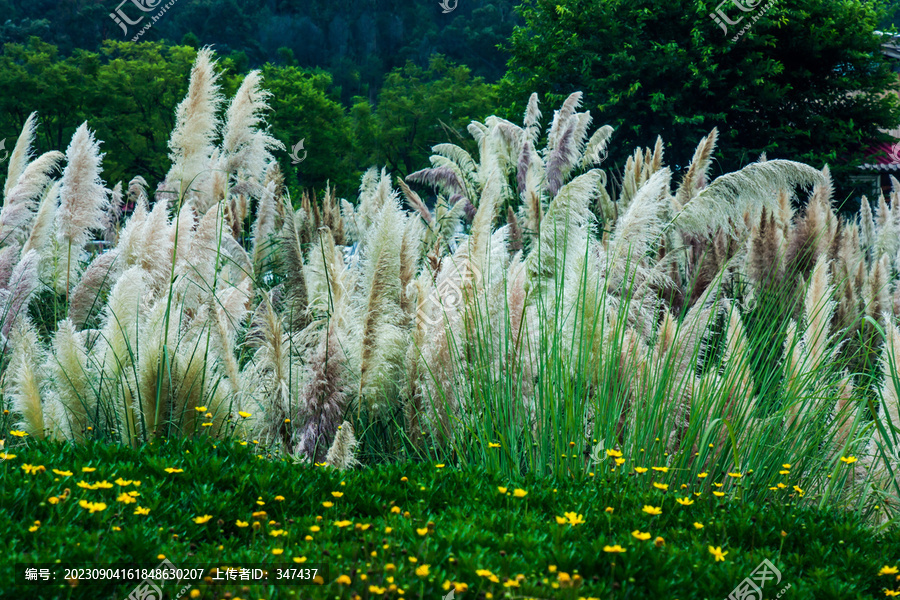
xmin=79 ymin=500 xmax=107 ymax=513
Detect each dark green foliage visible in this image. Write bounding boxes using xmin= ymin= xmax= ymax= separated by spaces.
xmin=352 ymin=55 xmax=500 ymax=176
xmin=0 ymin=40 xmax=497 ymax=201
xmin=0 ymin=0 xmax=518 ymax=102
xmin=502 ymin=0 xmax=900 ymax=205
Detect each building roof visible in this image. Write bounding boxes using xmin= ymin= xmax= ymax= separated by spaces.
xmin=858 ymin=139 xmax=900 ymax=171
xmin=876 ymin=30 xmax=900 ymax=60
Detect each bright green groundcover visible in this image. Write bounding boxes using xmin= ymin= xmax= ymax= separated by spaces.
xmin=1 ymin=437 xmax=898 ymax=600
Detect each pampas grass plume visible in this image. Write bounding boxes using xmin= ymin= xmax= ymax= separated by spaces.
xmin=58 ymin=123 xmax=109 ymax=253
xmin=325 ymin=421 xmax=360 ymax=470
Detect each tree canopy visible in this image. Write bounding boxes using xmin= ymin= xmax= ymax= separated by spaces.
xmin=502 ymin=0 xmax=900 ymax=203
xmin=0 ymin=39 xmax=498 ymax=200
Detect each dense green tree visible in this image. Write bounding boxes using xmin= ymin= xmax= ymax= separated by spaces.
xmin=0 ymin=40 xmax=354 ymax=196
xmin=502 ymin=0 xmax=900 ymax=202
xmin=355 ymin=55 xmax=499 ymax=176
xmin=260 ymin=65 xmax=360 ymax=196
xmin=0 ymin=40 xmax=500 ymax=202
xmin=0 ymin=0 xmax=519 ymax=105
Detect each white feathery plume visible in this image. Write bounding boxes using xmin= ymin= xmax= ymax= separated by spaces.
xmin=0 ymin=161 xmax=67 ymax=250
xmin=801 ymin=255 xmax=836 ymax=374
xmin=675 ymin=128 xmax=718 ymax=207
xmin=23 ymin=181 xmax=60 ymax=287
xmin=674 ymin=160 xmax=824 ymax=239
xmin=546 ymin=92 xmax=582 ymax=153
xmin=523 ymin=92 xmax=542 ymax=147
xmin=605 ymin=168 xmax=671 ymax=291
xmin=222 ymin=70 xmax=285 ymax=180
xmin=68 ymin=249 xmax=121 ymax=329
xmin=99 ymin=266 xmax=146 ymax=382
xmin=859 ymin=195 xmax=875 ymax=261
xmin=355 ymin=195 xmax=406 ymax=413
xmin=46 ymin=319 xmax=94 ymax=442
xmin=250 ymin=181 xmax=278 ymax=272
xmin=324 ymin=421 xmax=360 ymax=470
xmin=526 ymin=169 xmax=602 ymax=291
xmin=241 ymin=292 xmax=298 ymax=448
xmin=879 ymin=321 xmax=900 ymax=443
xmin=208 ymin=279 xmax=251 ymax=400
xmin=431 ymin=143 xmax=479 ymax=186
xmin=1 ymin=249 xmax=40 ymax=338
xmin=165 ymin=47 xmax=223 ymax=199
xmin=6 ymin=318 xmax=46 ymax=438
xmin=294 ymin=319 xmax=350 ymax=463
xmin=3 ymin=111 xmax=39 ymax=203
xmin=0 ymin=244 xmax=20 ymax=288
xmin=860 ymin=321 xmax=900 ymax=491
xmin=581 ymin=125 xmax=615 ymax=168
xmin=57 ymin=123 xmax=109 ymax=254
xmin=1 ymin=150 xmax=64 ymax=240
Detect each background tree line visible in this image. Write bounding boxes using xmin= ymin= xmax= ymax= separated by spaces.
xmin=0 ymin=39 xmax=498 ymax=199
xmin=2 ymin=0 xmax=900 ymax=207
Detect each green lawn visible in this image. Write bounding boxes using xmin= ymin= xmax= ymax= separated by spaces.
xmin=2 ymin=437 xmax=898 ymax=600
